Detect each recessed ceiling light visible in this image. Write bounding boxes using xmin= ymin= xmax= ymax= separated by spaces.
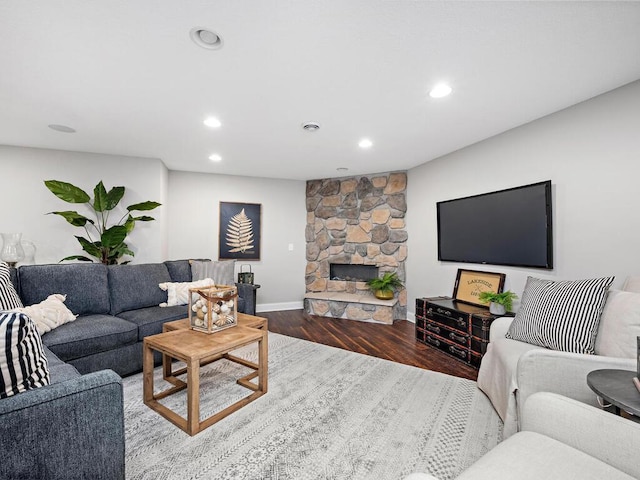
xmin=302 ymin=122 xmax=320 ymax=132
xmin=358 ymin=138 xmax=373 ymax=149
xmin=48 ymin=124 xmax=76 ymax=133
xmin=190 ymin=27 xmax=223 ymax=50
xmin=429 ymin=83 xmax=452 ymax=98
xmin=204 ymin=117 xmax=222 ymax=128
xmin=209 ymin=154 xmax=222 ymax=162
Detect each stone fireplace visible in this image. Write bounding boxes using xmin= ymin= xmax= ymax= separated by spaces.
xmin=304 ymin=172 xmax=407 ymax=324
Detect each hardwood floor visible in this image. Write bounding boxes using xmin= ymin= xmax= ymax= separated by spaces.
xmin=261 ymin=309 xmax=478 ymax=381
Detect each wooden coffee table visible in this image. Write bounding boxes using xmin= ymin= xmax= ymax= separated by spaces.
xmin=162 ymin=314 xmax=267 ymax=381
xmin=143 ymin=325 xmax=268 ymax=436
xmin=163 ymin=312 xmax=268 ymax=333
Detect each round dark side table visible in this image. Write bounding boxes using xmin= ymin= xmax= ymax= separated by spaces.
xmin=587 ymin=369 xmax=640 ymax=417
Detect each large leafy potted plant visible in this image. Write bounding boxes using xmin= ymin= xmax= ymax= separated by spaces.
xmin=478 ymin=290 xmax=518 ymax=315
xmin=45 ymin=180 xmax=161 ymax=264
xmin=366 ymin=272 xmax=404 ymax=300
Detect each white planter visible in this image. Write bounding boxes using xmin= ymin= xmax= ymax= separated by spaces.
xmin=489 ymin=302 xmax=506 ymax=315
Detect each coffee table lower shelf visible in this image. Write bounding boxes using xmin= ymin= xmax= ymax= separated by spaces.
xmin=143 ymin=325 xmax=268 ymax=436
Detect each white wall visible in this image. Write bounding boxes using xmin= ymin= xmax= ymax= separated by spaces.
xmin=6 ymin=79 xmax=640 ymax=317
xmin=406 ymin=80 xmax=640 ymax=319
xmin=0 ymin=146 xmax=168 ymax=264
xmin=167 ymin=171 xmax=307 ymax=312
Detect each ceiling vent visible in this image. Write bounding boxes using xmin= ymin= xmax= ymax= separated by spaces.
xmin=190 ymin=27 xmax=223 ymax=50
xmin=302 ymin=122 xmax=320 ymax=132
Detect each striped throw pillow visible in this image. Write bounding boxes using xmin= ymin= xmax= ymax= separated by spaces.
xmin=0 ymin=262 xmax=23 ymax=310
xmin=506 ymin=276 xmax=614 ymax=354
xmin=0 ymin=311 xmax=50 ymax=398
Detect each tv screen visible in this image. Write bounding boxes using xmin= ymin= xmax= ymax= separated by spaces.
xmin=437 ymin=181 xmax=553 ymax=269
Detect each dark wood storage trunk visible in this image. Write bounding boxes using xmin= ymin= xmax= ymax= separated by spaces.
xmin=415 ymin=297 xmax=511 ymax=369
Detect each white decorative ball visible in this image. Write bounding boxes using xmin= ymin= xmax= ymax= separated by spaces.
xmin=201 ymin=304 xmax=208 ymax=313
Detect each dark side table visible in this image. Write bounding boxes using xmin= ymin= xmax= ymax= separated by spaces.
xmin=587 ymin=369 xmax=640 ymax=417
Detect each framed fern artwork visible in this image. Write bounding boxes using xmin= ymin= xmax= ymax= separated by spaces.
xmin=219 ymin=202 xmax=261 ymax=260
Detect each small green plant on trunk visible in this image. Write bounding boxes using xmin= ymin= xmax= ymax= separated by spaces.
xmin=45 ymin=180 xmax=161 ymax=265
xmin=478 ymin=290 xmax=518 ymax=312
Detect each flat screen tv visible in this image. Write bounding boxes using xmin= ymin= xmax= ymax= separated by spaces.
xmin=437 ymin=180 xmax=553 ymax=269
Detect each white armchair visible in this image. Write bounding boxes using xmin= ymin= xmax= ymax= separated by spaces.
xmin=477 ymin=277 xmax=640 ymax=437
xmin=405 ymin=392 xmax=640 ymax=480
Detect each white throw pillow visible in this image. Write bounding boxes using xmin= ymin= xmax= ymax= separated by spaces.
xmin=595 ymin=289 xmax=640 ymax=358
xmin=506 ymin=276 xmax=614 ymax=354
xmin=12 ymin=294 xmax=77 ymax=336
xmin=158 ymin=278 xmax=215 ymax=307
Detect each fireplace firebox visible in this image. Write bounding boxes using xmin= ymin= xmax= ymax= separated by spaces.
xmin=329 ymin=264 xmax=379 ymax=282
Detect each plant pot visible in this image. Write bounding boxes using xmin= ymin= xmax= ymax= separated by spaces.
xmin=489 ymin=302 xmax=506 ymax=315
xmin=374 ymin=289 xmax=394 ymax=300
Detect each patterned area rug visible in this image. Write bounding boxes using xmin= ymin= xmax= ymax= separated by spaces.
xmin=123 ymin=333 xmax=502 ymax=480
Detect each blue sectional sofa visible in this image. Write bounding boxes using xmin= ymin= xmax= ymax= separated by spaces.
xmin=0 ymin=259 xmax=259 ymax=480
xmin=12 ymin=259 xmax=258 ymax=376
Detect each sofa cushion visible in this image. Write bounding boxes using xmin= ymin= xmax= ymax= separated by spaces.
xmin=42 ymin=314 xmax=138 ymax=362
xmin=0 ymin=262 xmax=23 ymax=309
xmin=118 ymin=305 xmax=189 ymax=340
xmin=43 ymin=346 xmax=81 ymax=384
xmin=164 ymin=260 xmax=192 ymax=283
xmin=108 ymin=263 xmax=172 ymax=315
xmin=506 ymin=276 xmax=614 ymax=354
xmin=595 ymin=289 xmax=640 ymax=358
xmin=456 ymin=431 xmax=635 ymax=480
xmin=0 ymin=312 xmax=50 ymax=398
xmin=18 ymin=263 xmax=110 ymax=315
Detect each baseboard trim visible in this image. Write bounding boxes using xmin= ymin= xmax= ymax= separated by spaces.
xmin=256 ymin=301 xmax=304 ymax=313
xmin=256 ymin=302 xmax=416 ymax=319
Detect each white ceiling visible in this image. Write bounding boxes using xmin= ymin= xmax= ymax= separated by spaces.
xmin=1 ymin=1 xmax=640 ymax=181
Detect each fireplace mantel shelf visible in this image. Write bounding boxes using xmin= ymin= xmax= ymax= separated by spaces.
xmin=304 ymin=291 xmax=396 ymax=307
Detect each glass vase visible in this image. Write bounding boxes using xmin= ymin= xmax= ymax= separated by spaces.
xmin=1 ymin=233 xmax=25 ymax=268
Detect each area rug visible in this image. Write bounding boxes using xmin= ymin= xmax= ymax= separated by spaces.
xmin=123 ymin=333 xmax=502 ymax=480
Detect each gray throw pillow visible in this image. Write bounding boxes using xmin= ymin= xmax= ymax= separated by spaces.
xmin=191 ymin=260 xmax=236 ymax=286
xmin=506 ymin=276 xmax=614 ymax=354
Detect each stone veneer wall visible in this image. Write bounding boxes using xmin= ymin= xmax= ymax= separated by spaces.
xmin=305 ymin=172 xmax=407 ymax=323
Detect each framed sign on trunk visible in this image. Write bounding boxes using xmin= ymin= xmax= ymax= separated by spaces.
xmin=452 ymin=269 xmax=505 ymax=307
xmin=219 ymin=202 xmax=261 ymax=261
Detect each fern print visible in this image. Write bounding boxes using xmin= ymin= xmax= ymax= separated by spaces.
xmin=226 ymin=208 xmax=255 ymax=253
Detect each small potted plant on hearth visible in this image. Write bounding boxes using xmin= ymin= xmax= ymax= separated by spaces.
xmin=366 ymin=272 xmax=404 ymax=300
xmin=478 ymin=290 xmax=518 ymax=315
